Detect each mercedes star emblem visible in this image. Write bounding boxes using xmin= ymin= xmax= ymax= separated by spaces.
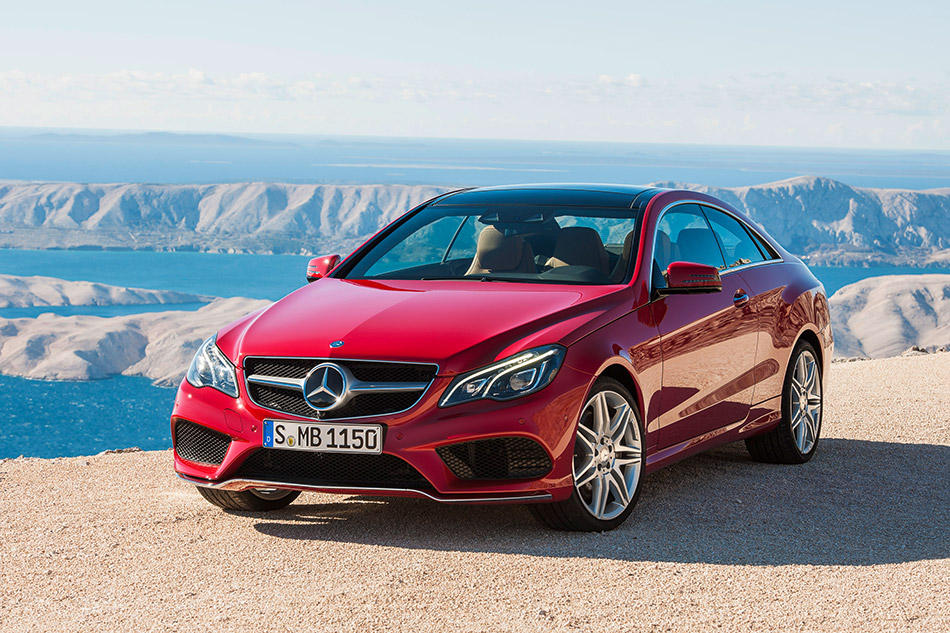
xmin=302 ymin=363 xmax=347 ymax=410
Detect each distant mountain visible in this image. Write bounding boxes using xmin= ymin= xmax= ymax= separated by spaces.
xmin=0 ymin=182 xmax=448 ymax=254
xmin=0 ymin=176 xmax=948 ymax=263
xmin=829 ymin=274 xmax=950 ymax=357
xmin=653 ymin=176 xmax=950 ymax=267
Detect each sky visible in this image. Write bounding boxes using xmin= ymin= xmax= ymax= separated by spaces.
xmin=1 ymin=0 xmax=948 ymax=148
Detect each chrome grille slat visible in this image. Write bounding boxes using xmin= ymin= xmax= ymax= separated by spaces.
xmin=243 ymin=357 xmax=438 ymax=420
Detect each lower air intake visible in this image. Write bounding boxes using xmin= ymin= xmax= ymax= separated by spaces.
xmin=232 ymin=449 xmax=433 ymax=490
xmin=437 ymin=437 xmax=552 ymax=480
xmin=174 ymin=419 xmax=231 ymax=466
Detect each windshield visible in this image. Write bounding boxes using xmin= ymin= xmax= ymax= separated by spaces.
xmin=341 ymin=204 xmax=641 ymax=285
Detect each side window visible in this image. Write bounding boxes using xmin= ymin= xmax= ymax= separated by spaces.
xmin=362 ymin=215 xmax=470 ymax=276
xmin=654 ymin=204 xmax=725 ymax=274
xmin=702 ymin=207 xmax=767 ymax=269
xmin=749 ymin=224 xmax=781 ymax=260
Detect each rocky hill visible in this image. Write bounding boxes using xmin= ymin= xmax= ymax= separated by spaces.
xmin=829 ymin=274 xmax=950 ymax=358
xmin=0 ymin=296 xmax=270 ymax=385
xmin=0 ymin=177 xmax=948 ymax=263
xmin=0 ymin=274 xmax=208 ymax=308
xmin=0 ymin=182 xmax=447 ymax=254
xmin=651 ymin=176 xmax=950 ymax=266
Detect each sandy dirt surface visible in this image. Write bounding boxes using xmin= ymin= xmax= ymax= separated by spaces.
xmin=2 ymin=353 xmax=948 ymax=632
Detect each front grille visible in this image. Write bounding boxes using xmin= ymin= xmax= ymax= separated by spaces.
xmin=243 ymin=357 xmax=437 ymax=420
xmin=232 ymin=448 xmax=433 ymax=489
xmin=436 ymin=437 xmax=552 ymax=480
xmin=247 ymin=385 xmax=422 ymax=420
xmin=244 ymin=358 xmax=437 ymax=383
xmin=174 ymin=419 xmax=231 ymax=466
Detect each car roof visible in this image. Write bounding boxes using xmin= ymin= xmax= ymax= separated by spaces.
xmin=433 ymin=183 xmax=667 ymax=210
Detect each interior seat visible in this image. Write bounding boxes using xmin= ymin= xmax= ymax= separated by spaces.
xmin=608 ymin=229 xmax=639 ymax=282
xmin=545 ymin=227 xmax=609 ymax=275
xmin=465 ymin=226 xmax=536 ymax=275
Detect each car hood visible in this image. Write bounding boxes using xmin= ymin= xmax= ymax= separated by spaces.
xmin=217 ymin=278 xmax=628 ymax=375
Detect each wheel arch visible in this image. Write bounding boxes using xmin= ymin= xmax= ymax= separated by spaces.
xmin=596 ymin=362 xmax=643 ymax=412
xmin=796 ymin=328 xmax=824 ymax=369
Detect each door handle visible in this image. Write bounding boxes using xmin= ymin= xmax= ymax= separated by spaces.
xmin=733 ymin=289 xmax=750 ymax=307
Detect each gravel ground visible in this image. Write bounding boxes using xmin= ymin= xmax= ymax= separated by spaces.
xmin=2 ymin=353 xmax=949 ymax=632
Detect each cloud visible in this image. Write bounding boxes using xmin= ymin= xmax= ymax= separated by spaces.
xmin=0 ymin=68 xmax=948 ymax=148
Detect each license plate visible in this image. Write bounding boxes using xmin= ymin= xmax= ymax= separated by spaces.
xmin=262 ymin=419 xmax=383 ymax=454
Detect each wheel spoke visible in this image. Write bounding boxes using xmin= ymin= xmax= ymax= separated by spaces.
xmin=608 ymin=469 xmax=630 ymax=507
xmin=576 ymin=424 xmax=598 ymax=453
xmin=614 ymin=454 xmax=641 ymax=467
xmin=592 ymin=392 xmax=610 ymax=435
xmin=608 ymin=403 xmax=629 ymax=438
xmin=804 ymin=361 xmax=817 ymax=392
xmin=591 ymin=476 xmax=608 ymax=518
xmin=805 ymin=411 xmax=818 ymax=441
xmin=615 ymin=438 xmax=641 ymax=453
xmin=795 ymin=412 xmax=806 ymax=447
xmin=574 ymin=458 xmax=599 ymax=487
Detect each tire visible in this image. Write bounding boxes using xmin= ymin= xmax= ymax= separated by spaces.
xmin=530 ymin=377 xmax=644 ymax=531
xmin=196 ymin=486 xmax=301 ymax=511
xmin=746 ymin=340 xmax=823 ymax=464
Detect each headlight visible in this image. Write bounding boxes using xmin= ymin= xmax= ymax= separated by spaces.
xmin=185 ymin=335 xmax=239 ymax=398
xmin=439 ymin=344 xmax=565 ymax=407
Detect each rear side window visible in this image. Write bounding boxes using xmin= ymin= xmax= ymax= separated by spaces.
xmin=702 ymin=207 xmax=767 ymax=269
xmin=655 ymin=204 xmax=725 ymax=271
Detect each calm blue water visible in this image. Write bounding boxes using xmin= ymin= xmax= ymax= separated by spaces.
xmin=0 ymin=249 xmax=309 ymax=300
xmin=2 ymin=129 xmax=949 ymax=189
xmin=0 ymin=375 xmax=174 ymax=459
xmin=4 ymin=249 xmax=947 ymax=302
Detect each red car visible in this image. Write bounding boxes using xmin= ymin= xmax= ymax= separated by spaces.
xmin=172 ymin=184 xmax=832 ymax=531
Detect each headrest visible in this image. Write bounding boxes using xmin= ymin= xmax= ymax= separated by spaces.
xmin=549 ymin=226 xmax=609 ymax=274
xmin=474 ymin=226 xmax=524 ymax=271
xmin=654 ymin=230 xmax=672 ymax=269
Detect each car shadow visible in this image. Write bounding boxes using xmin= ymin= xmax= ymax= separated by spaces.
xmin=249 ymin=438 xmax=950 ymax=566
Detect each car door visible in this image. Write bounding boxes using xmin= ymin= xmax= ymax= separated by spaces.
xmin=651 ymin=204 xmax=759 ymax=449
xmin=700 ymin=205 xmax=785 ymax=406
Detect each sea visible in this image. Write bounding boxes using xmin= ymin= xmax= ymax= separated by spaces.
xmin=1 ymin=130 xmax=949 ymax=459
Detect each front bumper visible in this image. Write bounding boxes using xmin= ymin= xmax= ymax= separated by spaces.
xmin=176 ymin=472 xmax=554 ymax=504
xmin=171 ymin=362 xmax=594 ymax=503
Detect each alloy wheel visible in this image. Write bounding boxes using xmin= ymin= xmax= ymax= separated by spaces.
xmin=789 ymin=350 xmax=822 ymax=454
xmin=572 ymin=390 xmax=643 ymax=521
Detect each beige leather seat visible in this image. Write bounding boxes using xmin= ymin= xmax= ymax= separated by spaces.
xmin=466 ymin=226 xmax=536 ymax=275
xmin=545 ymin=227 xmax=609 ymax=275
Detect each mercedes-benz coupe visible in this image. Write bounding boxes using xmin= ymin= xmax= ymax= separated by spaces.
xmin=171 ymin=184 xmax=832 ymax=531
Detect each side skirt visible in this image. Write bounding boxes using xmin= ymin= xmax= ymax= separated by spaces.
xmin=644 ymin=396 xmax=781 ymax=473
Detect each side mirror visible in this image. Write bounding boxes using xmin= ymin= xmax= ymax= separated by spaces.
xmin=306 ymin=254 xmax=341 ymax=283
xmin=657 ymin=261 xmax=722 ymax=295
